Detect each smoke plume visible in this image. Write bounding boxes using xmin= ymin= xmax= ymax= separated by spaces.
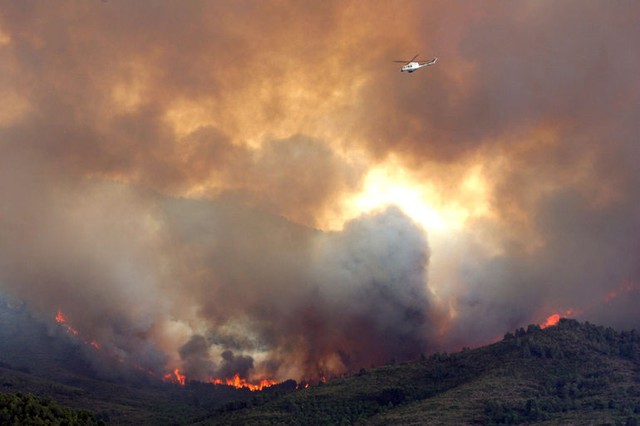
xmin=0 ymin=1 xmax=638 ymax=381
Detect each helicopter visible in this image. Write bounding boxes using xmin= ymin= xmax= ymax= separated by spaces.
xmin=393 ymin=54 xmax=438 ymax=73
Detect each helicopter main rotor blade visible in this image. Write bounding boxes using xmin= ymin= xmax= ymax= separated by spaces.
xmin=393 ymin=54 xmax=420 ymax=64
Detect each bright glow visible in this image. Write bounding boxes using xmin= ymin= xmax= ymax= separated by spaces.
xmin=352 ymin=170 xmax=446 ymax=231
xmin=343 ymin=160 xmax=488 ymax=233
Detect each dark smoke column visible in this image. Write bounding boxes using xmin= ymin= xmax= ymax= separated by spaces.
xmin=259 ymin=206 xmax=435 ymax=379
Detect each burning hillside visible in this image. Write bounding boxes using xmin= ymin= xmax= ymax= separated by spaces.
xmin=55 ymin=308 xmax=279 ymax=390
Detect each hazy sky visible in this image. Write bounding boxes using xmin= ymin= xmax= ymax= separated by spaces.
xmin=1 ymin=1 xmax=639 ymax=382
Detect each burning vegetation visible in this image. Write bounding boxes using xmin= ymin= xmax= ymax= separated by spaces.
xmin=540 ymin=309 xmax=580 ymax=329
xmin=55 ymin=309 xmax=278 ymax=391
xmin=540 ymin=314 xmax=561 ymax=329
xmin=208 ymin=374 xmax=278 ymax=392
xmin=162 ymin=368 xmax=278 ymax=391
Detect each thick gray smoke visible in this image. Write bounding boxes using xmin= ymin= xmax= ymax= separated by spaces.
xmin=163 ymin=198 xmax=433 ymax=379
xmin=0 ymin=165 xmax=434 ymax=380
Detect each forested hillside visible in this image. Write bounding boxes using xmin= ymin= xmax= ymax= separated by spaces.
xmin=209 ymin=319 xmax=640 ymax=425
xmin=0 ymin=392 xmax=100 ymax=425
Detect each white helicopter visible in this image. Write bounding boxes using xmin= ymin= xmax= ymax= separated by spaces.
xmin=394 ymin=54 xmax=438 ymax=73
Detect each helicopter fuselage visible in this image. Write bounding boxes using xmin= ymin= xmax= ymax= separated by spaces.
xmin=397 ymin=56 xmax=437 ymax=73
xmin=401 ymin=62 xmax=421 ymax=73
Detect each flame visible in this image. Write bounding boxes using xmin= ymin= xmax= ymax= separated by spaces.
xmin=540 ymin=313 xmax=560 ymax=329
xmin=296 ymin=374 xmax=328 ymax=389
xmin=539 ymin=280 xmax=638 ymax=331
xmin=54 ymin=309 xmax=155 ymax=377
xmin=163 ymin=368 xmax=186 ymax=386
xmin=160 ymin=370 xmax=277 ymax=391
xmin=55 ymin=309 xmax=298 ymax=391
xmin=55 ymin=309 xmax=67 ymax=323
xmin=208 ymin=373 xmax=277 ymax=391
xmin=55 ymin=308 xmax=80 ymax=336
xmin=540 ymin=308 xmax=580 ymax=329
xmin=54 ymin=310 xmax=275 ymax=389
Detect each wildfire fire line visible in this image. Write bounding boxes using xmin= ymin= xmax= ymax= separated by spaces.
xmin=56 ymin=281 xmax=640 ymax=386
xmin=162 ymin=368 xmax=278 ymax=391
xmin=55 ymin=309 xmax=278 ymax=391
xmin=55 ymin=309 xmax=100 ymax=349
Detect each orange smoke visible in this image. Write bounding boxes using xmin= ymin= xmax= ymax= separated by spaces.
xmin=603 ymin=278 xmax=638 ymax=303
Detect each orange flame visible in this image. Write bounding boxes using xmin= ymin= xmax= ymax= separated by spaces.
xmin=55 ymin=309 xmax=67 ymax=323
xmin=296 ymin=374 xmax=328 ymax=389
xmin=55 ymin=308 xmax=80 ymax=336
xmin=163 ymin=368 xmax=186 ymax=386
xmin=54 ymin=309 xmax=158 ymax=378
xmin=540 ymin=313 xmax=560 ymax=329
xmin=161 ymin=370 xmax=277 ymax=391
xmin=540 ymin=308 xmax=580 ymax=329
xmin=208 ymin=373 xmax=277 ymax=391
xmin=54 ymin=310 xmax=274 ymax=390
